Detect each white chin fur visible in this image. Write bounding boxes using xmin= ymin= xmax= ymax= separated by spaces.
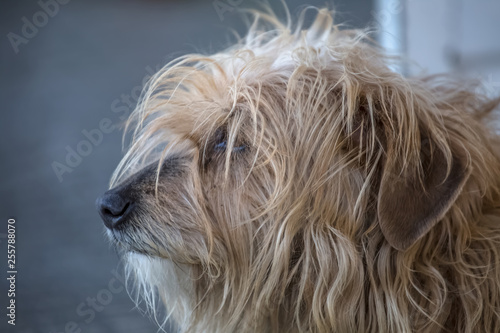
xmin=124 ymin=252 xmax=193 ymax=329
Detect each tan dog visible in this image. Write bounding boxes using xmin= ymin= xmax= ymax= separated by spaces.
xmin=97 ymin=7 xmax=500 ymax=333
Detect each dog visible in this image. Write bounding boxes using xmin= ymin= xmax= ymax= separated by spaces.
xmin=96 ymin=6 xmax=500 ymax=333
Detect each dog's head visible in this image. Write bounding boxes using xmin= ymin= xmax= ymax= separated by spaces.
xmin=96 ymin=7 xmax=498 ymax=331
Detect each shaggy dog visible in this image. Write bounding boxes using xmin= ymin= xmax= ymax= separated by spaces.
xmin=97 ymin=7 xmax=500 ymax=333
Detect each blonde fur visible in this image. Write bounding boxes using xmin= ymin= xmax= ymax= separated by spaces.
xmin=107 ymin=6 xmax=500 ymax=333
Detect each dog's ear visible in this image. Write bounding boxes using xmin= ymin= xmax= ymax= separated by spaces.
xmin=378 ymin=136 xmax=470 ymax=251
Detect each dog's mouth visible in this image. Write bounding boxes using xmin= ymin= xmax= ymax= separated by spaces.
xmin=106 ymin=227 xmax=170 ymax=259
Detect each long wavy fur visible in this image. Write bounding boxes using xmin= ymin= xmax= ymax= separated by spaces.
xmin=110 ymin=6 xmax=500 ymax=333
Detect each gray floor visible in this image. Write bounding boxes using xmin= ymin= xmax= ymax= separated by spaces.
xmin=0 ymin=1 xmax=372 ymax=332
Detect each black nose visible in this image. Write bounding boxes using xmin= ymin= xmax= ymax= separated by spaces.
xmin=96 ymin=190 xmax=133 ymax=230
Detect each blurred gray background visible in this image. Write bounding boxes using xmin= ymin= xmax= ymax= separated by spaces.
xmin=0 ymin=0 xmax=498 ymax=332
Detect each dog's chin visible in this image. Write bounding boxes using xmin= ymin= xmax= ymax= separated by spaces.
xmin=106 ymin=229 xmax=169 ymax=259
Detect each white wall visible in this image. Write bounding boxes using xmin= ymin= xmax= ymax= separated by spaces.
xmin=377 ymin=0 xmax=500 ymax=97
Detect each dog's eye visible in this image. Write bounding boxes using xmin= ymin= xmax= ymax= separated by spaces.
xmin=214 ymin=141 xmax=246 ymax=152
xmin=214 ymin=129 xmax=246 ymax=153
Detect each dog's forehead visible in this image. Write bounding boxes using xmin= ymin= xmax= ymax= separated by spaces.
xmin=160 ymin=70 xmax=272 ymax=136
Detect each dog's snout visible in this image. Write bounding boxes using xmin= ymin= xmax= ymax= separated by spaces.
xmin=96 ymin=190 xmax=133 ymax=229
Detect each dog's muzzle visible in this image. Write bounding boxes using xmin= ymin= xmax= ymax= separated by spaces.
xmin=96 ymin=157 xmax=185 ymax=235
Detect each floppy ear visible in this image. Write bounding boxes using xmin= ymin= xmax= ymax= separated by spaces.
xmin=378 ymin=137 xmax=471 ymax=251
